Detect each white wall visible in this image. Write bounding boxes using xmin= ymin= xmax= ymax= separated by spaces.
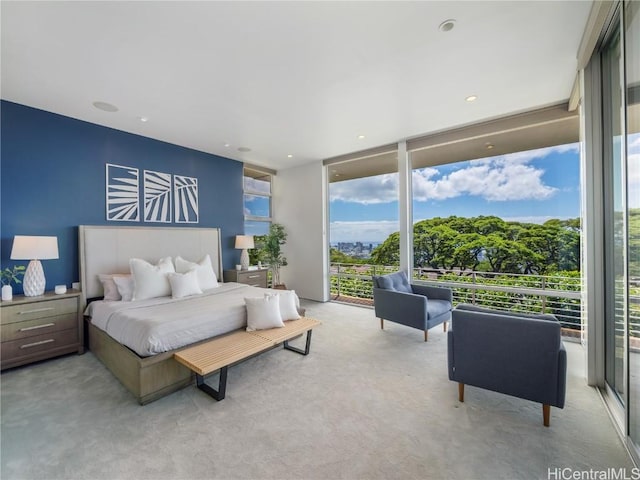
xmin=273 ymin=161 xmax=329 ymax=302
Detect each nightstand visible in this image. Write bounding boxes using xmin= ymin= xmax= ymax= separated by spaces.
xmin=1 ymin=290 xmax=83 ymax=370
xmin=224 ymin=269 xmax=268 ymax=288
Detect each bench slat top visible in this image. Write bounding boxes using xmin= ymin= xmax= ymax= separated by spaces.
xmin=174 ymin=317 xmax=321 ymax=376
xmin=251 ymin=317 xmax=321 ymax=343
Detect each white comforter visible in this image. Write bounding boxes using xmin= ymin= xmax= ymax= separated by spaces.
xmin=86 ymin=282 xmax=272 ymax=357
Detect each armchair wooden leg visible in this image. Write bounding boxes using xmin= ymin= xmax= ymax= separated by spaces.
xmin=380 ymin=318 xmax=384 ymax=330
xmin=424 ymin=330 xmax=428 ymax=342
xmin=458 ymin=383 xmax=464 ymax=402
xmin=543 ymin=404 xmax=550 ymax=427
xmin=443 ymin=321 xmax=448 ymax=332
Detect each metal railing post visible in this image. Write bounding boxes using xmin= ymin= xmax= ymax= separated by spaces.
xmin=472 ymin=271 xmax=477 ymax=304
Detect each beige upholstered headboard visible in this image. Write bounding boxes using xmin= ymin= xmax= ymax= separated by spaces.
xmin=79 ymin=225 xmax=223 ymax=308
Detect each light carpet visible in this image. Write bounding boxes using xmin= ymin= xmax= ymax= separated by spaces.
xmin=1 ymin=300 xmax=634 ymax=480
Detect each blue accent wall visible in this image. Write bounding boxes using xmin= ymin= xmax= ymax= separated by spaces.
xmin=1 ymin=101 xmax=244 ymax=294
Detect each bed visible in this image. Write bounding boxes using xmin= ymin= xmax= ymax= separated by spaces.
xmin=79 ymin=225 xmax=259 ymax=404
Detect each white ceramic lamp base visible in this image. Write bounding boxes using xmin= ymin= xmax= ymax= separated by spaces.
xmin=240 ymin=249 xmax=250 ymax=270
xmin=23 ymin=259 xmax=46 ymax=296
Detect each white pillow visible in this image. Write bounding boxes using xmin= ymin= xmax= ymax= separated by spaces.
xmin=130 ymin=257 xmax=175 ymax=301
xmin=167 ymin=269 xmax=203 ymax=299
xmin=245 ymin=295 xmax=284 ymax=331
xmin=266 ymin=290 xmax=300 ymax=321
xmin=113 ymin=275 xmax=135 ymax=302
xmin=175 ymin=255 xmax=218 ymax=290
xmin=98 ymin=274 xmax=128 ymax=301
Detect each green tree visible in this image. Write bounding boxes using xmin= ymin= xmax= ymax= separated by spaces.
xmin=369 ymin=215 xmax=581 ymax=275
xmin=330 ymin=248 xmax=368 ymax=264
xmin=371 ymin=232 xmax=400 ymax=266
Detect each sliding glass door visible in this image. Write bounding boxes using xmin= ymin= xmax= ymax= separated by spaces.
xmin=598 ymin=1 xmax=640 ymax=457
xmin=625 ymin=0 xmax=640 ymax=453
xmin=602 ymin=23 xmax=626 ymax=409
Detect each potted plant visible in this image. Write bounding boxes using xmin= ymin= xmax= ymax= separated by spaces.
xmin=1 ymin=265 xmax=26 ymax=301
xmin=262 ymin=223 xmax=288 ymax=289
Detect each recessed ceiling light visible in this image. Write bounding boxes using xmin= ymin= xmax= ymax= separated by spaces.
xmin=138 ymin=116 xmax=148 ymax=123
xmin=237 ymin=147 xmax=251 ymax=152
xmin=357 ymin=135 xmax=365 ymax=140
xmin=93 ymin=101 xmax=118 ymax=112
xmin=439 ymin=19 xmax=456 ymax=32
xmin=466 ymin=95 xmax=478 ymax=102
xmin=224 ymin=143 xmax=230 ymax=147
xmin=287 ymin=154 xmax=293 ymax=158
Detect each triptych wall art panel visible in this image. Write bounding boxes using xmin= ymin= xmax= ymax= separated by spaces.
xmin=144 ymin=170 xmax=172 ymax=223
xmin=106 ymin=164 xmax=140 ymax=221
xmin=106 ymin=163 xmax=198 ymax=223
xmin=174 ymin=175 xmax=199 ymax=223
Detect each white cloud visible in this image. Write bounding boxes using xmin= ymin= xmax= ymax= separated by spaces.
xmin=330 ymin=220 xmax=398 ymax=243
xmin=413 ymin=161 xmax=557 ymax=202
xmin=330 ymin=144 xmax=574 ymax=205
xmin=330 ymin=174 xmax=398 ymax=204
xmin=244 ymin=177 xmax=270 ymax=194
xmin=491 ymin=143 xmax=579 ymax=165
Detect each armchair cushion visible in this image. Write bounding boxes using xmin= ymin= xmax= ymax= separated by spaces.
xmin=427 ymin=299 xmax=452 ymax=320
xmin=374 ymin=270 xmax=413 ymax=293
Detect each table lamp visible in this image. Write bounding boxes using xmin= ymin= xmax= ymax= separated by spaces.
xmin=235 ymin=235 xmax=254 ymax=270
xmin=10 ymin=235 xmax=59 ymax=296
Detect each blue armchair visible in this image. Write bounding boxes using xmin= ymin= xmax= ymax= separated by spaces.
xmin=372 ymin=270 xmax=452 ymax=341
xmin=448 ymin=304 xmax=567 ymax=426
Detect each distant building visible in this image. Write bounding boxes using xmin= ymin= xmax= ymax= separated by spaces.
xmin=332 ymin=241 xmax=380 ymax=259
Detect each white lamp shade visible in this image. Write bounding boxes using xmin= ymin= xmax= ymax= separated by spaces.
xmin=10 ymin=236 xmax=59 ymax=260
xmin=235 ymin=235 xmax=254 ymax=250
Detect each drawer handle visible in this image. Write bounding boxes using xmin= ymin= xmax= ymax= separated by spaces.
xmin=20 ymin=339 xmax=55 ymax=349
xmin=17 ymin=307 xmax=55 ymax=315
xmin=19 ymin=323 xmax=55 ymax=332
xmin=247 ymin=275 xmax=260 ymax=279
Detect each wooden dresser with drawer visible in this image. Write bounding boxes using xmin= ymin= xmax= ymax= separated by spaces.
xmin=223 ymin=268 xmax=268 ymax=288
xmin=1 ymin=290 xmax=83 ymax=370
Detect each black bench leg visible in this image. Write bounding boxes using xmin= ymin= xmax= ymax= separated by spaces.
xmin=196 ymin=366 xmax=228 ymax=400
xmin=284 ymin=330 xmax=313 ymax=356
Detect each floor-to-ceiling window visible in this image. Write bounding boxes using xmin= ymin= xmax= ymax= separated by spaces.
xmin=602 ymin=21 xmax=627 ymax=408
xmin=243 ymin=165 xmax=274 ymax=236
xmin=586 ymin=0 xmax=640 ymax=458
xmin=325 ymin=148 xmax=399 ymax=303
xmin=409 ymin=142 xmax=581 ymax=331
xmin=624 ymin=0 xmax=640 ymax=454
xmin=404 ymin=106 xmax=581 ymax=334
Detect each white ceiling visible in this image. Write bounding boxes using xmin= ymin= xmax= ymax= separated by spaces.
xmin=1 ymin=1 xmax=592 ymax=171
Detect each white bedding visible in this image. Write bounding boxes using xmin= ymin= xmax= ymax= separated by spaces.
xmin=86 ymin=282 xmax=275 ymax=357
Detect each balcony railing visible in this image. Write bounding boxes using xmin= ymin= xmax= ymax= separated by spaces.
xmin=330 ymin=263 xmax=583 ymax=337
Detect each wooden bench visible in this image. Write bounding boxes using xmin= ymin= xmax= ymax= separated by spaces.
xmin=174 ymin=317 xmax=321 ymax=401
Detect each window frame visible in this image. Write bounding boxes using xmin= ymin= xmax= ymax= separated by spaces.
xmin=243 ymin=165 xmax=275 ymax=234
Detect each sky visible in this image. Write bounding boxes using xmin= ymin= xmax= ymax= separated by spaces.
xmin=330 ymin=143 xmax=582 ymax=243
